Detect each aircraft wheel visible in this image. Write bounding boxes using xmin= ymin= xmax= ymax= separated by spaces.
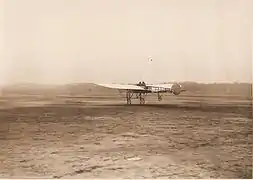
xmin=140 ymin=98 xmax=145 ymax=104
xmin=127 ymin=99 xmax=132 ymax=105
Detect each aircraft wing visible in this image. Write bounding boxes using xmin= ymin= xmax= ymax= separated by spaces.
xmin=96 ymin=83 xmax=146 ymax=90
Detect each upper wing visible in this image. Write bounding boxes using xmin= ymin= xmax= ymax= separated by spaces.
xmin=96 ymin=83 xmax=146 ymax=90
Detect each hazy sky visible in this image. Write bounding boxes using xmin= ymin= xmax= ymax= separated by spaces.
xmin=1 ymin=0 xmax=252 ymax=85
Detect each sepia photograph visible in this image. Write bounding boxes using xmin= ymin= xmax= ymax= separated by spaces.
xmin=0 ymin=0 xmax=252 ymax=179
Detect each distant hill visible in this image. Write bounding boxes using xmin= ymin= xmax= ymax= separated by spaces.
xmin=1 ymin=83 xmax=59 ymax=95
xmin=56 ymin=83 xmax=116 ymax=95
xmin=1 ymin=83 xmax=116 ymax=96
xmin=179 ymin=82 xmax=252 ymax=97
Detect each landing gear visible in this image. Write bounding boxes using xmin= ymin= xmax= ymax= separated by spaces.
xmin=158 ymin=93 xmax=162 ymax=101
xmin=139 ymin=93 xmax=145 ymax=104
xmin=126 ymin=90 xmax=133 ymax=105
xmin=125 ymin=91 xmax=146 ymax=105
xmin=127 ymin=99 xmax=132 ymax=104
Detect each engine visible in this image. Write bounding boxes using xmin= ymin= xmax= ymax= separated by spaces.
xmin=171 ymin=83 xmax=182 ymax=95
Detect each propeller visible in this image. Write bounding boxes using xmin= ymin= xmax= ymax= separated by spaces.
xmin=171 ymin=83 xmax=182 ymax=95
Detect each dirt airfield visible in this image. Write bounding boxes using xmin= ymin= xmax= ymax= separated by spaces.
xmin=0 ymin=83 xmax=252 ymax=178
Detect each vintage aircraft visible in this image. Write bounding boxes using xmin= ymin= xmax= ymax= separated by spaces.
xmin=96 ymin=81 xmax=186 ymax=104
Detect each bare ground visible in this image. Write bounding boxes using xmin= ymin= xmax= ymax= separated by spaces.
xmin=0 ymin=95 xmax=252 ymax=178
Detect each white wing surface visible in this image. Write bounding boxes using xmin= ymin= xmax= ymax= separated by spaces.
xmin=96 ymin=83 xmax=145 ymax=90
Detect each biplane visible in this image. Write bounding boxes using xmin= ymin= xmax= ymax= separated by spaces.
xmin=96 ymin=81 xmax=186 ymax=104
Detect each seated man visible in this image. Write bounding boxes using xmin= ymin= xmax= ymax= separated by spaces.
xmin=137 ymin=81 xmax=146 ymax=87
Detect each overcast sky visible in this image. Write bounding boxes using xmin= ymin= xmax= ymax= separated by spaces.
xmin=0 ymin=0 xmax=252 ymax=85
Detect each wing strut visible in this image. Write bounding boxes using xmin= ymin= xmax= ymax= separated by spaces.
xmin=126 ymin=90 xmax=134 ymax=104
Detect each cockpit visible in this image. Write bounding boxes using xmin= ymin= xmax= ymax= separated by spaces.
xmin=137 ymin=81 xmax=146 ymax=86
xmin=136 ymin=81 xmax=149 ymax=90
